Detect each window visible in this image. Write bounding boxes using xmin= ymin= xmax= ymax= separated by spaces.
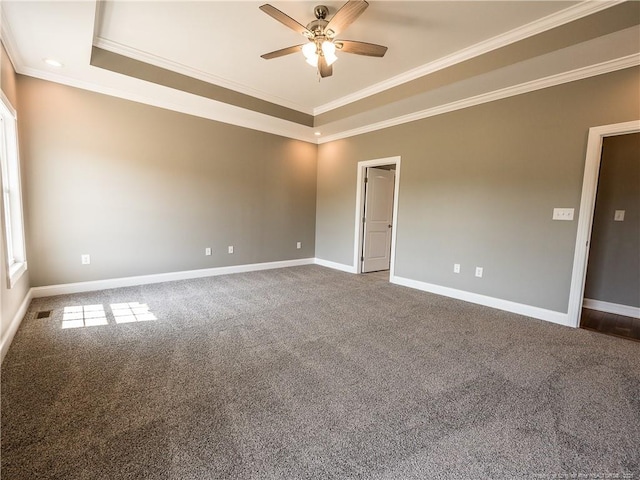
xmin=0 ymin=91 xmax=27 ymax=288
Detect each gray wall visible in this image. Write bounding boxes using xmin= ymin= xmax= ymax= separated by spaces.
xmin=316 ymin=67 xmax=640 ymax=313
xmin=18 ymin=76 xmax=317 ymax=287
xmin=0 ymin=43 xmax=30 ymax=339
xmin=584 ymin=133 xmax=639 ymax=307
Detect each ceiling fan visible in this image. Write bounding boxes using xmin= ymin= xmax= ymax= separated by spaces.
xmin=259 ymin=0 xmax=388 ymax=78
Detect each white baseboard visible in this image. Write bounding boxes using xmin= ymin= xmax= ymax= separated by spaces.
xmin=2 ymin=260 xmax=574 ymax=364
xmin=390 ymin=275 xmax=572 ymax=327
xmin=313 ymin=258 xmax=357 ymax=274
xmin=1 ymin=288 xmax=33 ymax=364
xmin=2 ymin=258 xmax=315 ymax=363
xmin=31 ymin=258 xmax=315 ymax=298
xmin=583 ymin=298 xmax=640 ymax=319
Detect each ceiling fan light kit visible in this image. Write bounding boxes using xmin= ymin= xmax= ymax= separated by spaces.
xmin=259 ymin=0 xmax=388 ymax=78
xmin=321 ymin=41 xmax=338 ymax=65
xmin=302 ymin=39 xmax=338 ymax=67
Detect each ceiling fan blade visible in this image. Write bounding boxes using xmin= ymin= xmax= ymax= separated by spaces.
xmin=325 ymin=0 xmax=369 ymax=37
xmin=259 ymin=4 xmax=311 ymax=37
xmin=318 ymin=55 xmax=333 ymax=78
xmin=335 ymin=40 xmax=387 ymax=57
xmin=261 ymin=45 xmax=305 ymax=60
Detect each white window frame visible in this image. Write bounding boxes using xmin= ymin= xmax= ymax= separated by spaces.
xmin=0 ymin=90 xmax=27 ymax=288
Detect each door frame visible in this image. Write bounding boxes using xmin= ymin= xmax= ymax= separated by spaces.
xmin=353 ymin=156 xmax=401 ymax=275
xmin=567 ymin=120 xmax=640 ymax=328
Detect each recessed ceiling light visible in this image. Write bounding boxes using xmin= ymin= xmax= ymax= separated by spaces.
xmin=43 ymin=58 xmax=63 ymax=67
xmin=314 ymin=132 xmax=322 ymax=136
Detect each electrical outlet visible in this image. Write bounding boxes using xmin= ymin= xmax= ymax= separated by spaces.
xmin=296 ymin=242 xmax=301 ymax=249
xmin=453 ymin=263 xmax=460 ymax=273
xmin=205 ymin=247 xmax=211 ymax=256
xmin=475 ymin=267 xmax=483 ymax=278
xmin=614 ymin=210 xmax=625 ymax=221
xmin=552 ymin=208 xmax=574 ymax=221
xmin=228 ymin=246 xmax=234 ymax=254
xmin=81 ymin=254 xmax=91 ymax=265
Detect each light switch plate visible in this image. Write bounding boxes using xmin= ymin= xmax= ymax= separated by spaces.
xmin=614 ymin=210 xmax=625 ymax=221
xmin=553 ymin=208 xmax=574 ymax=221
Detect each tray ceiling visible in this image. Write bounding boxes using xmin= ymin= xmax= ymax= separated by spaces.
xmin=1 ymin=1 xmax=638 ymax=143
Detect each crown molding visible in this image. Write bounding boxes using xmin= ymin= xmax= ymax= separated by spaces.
xmin=0 ymin=6 xmax=24 ymax=72
xmin=313 ymin=0 xmax=626 ymax=116
xmin=7 ymin=54 xmax=639 ymax=148
xmin=93 ymin=37 xmax=315 ymax=116
xmin=317 ymin=54 xmax=640 ymax=144
xmin=16 ymin=65 xmax=317 ymax=144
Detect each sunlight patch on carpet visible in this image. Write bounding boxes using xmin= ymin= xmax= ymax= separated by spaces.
xmin=61 ymin=302 xmax=158 ymax=328
xmin=111 ymin=302 xmax=157 ymax=324
xmin=62 ymin=304 xmax=108 ymax=328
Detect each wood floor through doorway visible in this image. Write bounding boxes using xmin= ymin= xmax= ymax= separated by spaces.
xmin=581 ymin=307 xmax=640 ymax=342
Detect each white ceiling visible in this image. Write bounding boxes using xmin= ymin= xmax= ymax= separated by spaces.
xmin=1 ymin=1 xmax=638 ymax=143
xmin=95 ymin=1 xmax=577 ymax=112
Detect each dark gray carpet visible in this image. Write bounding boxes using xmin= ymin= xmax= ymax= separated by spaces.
xmin=2 ymin=265 xmax=639 ymax=479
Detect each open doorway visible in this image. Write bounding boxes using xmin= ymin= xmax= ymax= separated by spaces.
xmin=568 ymin=120 xmax=640 ymax=335
xmin=353 ymin=156 xmax=401 ymax=277
xmin=580 ymin=132 xmax=639 ymax=341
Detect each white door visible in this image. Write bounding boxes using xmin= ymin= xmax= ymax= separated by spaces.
xmin=362 ymin=167 xmax=395 ymax=273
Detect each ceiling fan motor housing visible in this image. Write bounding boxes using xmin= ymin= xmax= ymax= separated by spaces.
xmin=306 ymin=18 xmax=330 ymax=37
